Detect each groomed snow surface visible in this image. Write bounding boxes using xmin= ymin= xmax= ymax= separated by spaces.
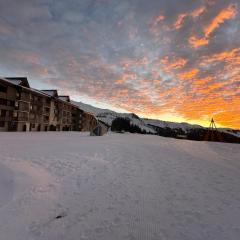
xmin=0 ymin=133 xmax=240 ymax=240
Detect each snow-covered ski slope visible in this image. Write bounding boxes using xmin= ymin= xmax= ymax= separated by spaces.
xmin=0 ymin=132 xmax=240 ymax=240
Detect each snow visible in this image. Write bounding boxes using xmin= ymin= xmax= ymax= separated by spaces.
xmin=219 ymin=128 xmax=240 ymax=138
xmin=1 ymin=132 xmax=240 ymax=240
xmin=73 ymin=101 xmax=206 ymax=134
xmin=144 ymin=118 xmax=203 ymax=132
xmin=72 ymin=101 xmax=116 ymax=115
xmin=97 ymin=112 xmax=156 ymax=133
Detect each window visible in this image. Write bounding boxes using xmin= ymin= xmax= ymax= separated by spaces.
xmin=7 ymin=100 xmax=14 ymax=107
xmin=0 ymin=84 xmax=7 ymax=93
xmin=18 ymin=102 xmax=29 ymax=111
xmin=18 ymin=112 xmax=28 ymax=121
xmin=8 ymin=111 xmax=13 ymax=117
xmin=0 ymin=121 xmax=5 ymax=127
xmin=44 ymin=107 xmax=50 ymax=113
xmin=44 ymin=116 xmax=49 ymax=122
xmin=13 ymin=111 xmax=18 ymax=118
xmin=0 ymin=109 xmax=6 ymax=117
xmin=20 ymin=92 xmax=30 ymax=101
xmin=0 ymin=98 xmax=7 ymax=106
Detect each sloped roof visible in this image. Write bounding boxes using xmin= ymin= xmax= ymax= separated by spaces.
xmin=41 ymin=90 xmax=58 ymax=97
xmin=58 ymin=95 xmax=70 ymax=102
xmin=5 ymin=77 xmax=30 ymax=88
xmin=28 ymin=88 xmax=51 ymax=98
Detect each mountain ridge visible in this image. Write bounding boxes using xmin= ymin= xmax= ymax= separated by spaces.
xmin=72 ymin=101 xmax=240 ymax=139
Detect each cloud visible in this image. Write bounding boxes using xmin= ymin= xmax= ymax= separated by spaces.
xmin=204 ymin=3 xmax=237 ymax=37
xmin=0 ymin=0 xmax=239 ymax=128
xmin=173 ymin=5 xmax=206 ymax=30
xmin=188 ymin=36 xmax=209 ymax=48
xmin=189 ymin=3 xmax=238 ymax=48
xmin=177 ymin=69 xmax=199 ymax=80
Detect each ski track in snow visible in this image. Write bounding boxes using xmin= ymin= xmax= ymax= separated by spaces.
xmin=0 ymin=132 xmax=240 ymax=240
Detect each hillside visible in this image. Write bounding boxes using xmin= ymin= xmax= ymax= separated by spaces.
xmin=1 ymin=132 xmax=240 ymax=240
xmin=73 ymin=101 xmax=240 ymax=141
xmin=73 ymin=101 xmax=203 ymax=132
xmin=72 ymin=101 xmax=116 ymax=115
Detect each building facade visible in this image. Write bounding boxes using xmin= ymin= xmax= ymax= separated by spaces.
xmin=0 ymin=77 xmax=88 ymax=132
xmin=82 ymin=112 xmax=98 ymax=132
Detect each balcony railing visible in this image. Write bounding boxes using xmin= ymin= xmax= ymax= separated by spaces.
xmin=0 ymin=116 xmax=13 ymax=121
xmin=18 ymin=95 xmax=31 ymax=102
xmin=17 ymin=116 xmax=29 ymax=121
xmin=18 ymin=106 xmax=30 ymax=112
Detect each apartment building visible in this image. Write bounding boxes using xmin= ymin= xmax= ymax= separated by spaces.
xmin=58 ymin=96 xmax=83 ymax=131
xmin=40 ymin=91 xmax=83 ymax=131
xmin=0 ymin=77 xmax=84 ymax=132
xmin=29 ymin=89 xmax=52 ymax=132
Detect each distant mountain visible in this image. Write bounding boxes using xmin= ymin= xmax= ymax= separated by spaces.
xmin=73 ymin=101 xmax=240 ymax=141
xmin=72 ymin=101 xmax=156 ymax=133
xmin=143 ymin=118 xmax=202 ymax=132
xmin=73 ymin=101 xmax=203 ymax=132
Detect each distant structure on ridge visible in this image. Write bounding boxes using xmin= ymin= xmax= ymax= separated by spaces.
xmin=204 ymin=118 xmax=223 ymax=142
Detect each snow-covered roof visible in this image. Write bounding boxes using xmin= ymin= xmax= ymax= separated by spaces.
xmin=27 ymin=87 xmax=51 ymax=98
xmin=41 ymin=90 xmax=58 ymax=97
xmin=58 ymin=96 xmax=70 ymax=102
xmin=5 ymin=77 xmax=30 ymax=88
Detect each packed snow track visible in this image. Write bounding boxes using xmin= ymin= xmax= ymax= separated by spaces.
xmin=0 ymin=132 xmax=240 ymax=240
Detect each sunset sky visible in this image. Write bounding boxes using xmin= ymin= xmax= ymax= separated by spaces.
xmin=0 ymin=0 xmax=239 ymax=128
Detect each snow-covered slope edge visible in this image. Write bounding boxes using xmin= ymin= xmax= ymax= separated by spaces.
xmin=72 ymin=101 xmax=116 ymax=115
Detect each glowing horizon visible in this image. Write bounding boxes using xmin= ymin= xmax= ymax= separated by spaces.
xmin=0 ymin=0 xmax=239 ymax=129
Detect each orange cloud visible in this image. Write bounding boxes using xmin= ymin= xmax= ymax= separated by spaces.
xmin=159 ymin=56 xmax=188 ymax=72
xmin=153 ymin=15 xmax=165 ymax=25
xmin=189 ymin=4 xmax=238 ymax=48
xmin=174 ymin=13 xmax=188 ymax=29
xmin=204 ymin=3 xmax=237 ymax=37
xmin=173 ymin=5 xmax=206 ymax=30
xmin=190 ymin=6 xmax=206 ymax=18
xmin=188 ymin=36 xmax=209 ymax=48
xmin=192 ymin=76 xmax=214 ymax=86
xmin=201 ymin=48 xmax=240 ymax=64
xmin=198 ymin=82 xmax=225 ymax=94
xmin=177 ymin=68 xmax=199 ymax=80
